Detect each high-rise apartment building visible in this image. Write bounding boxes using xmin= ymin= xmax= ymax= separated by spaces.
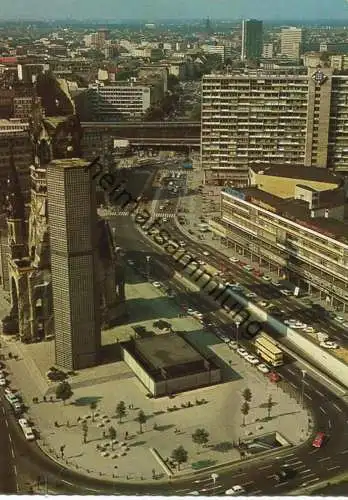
xmin=201 ymin=67 xmax=348 ymax=185
xmin=47 ymin=158 xmax=101 ymax=370
xmin=281 ymin=27 xmax=302 ymax=60
xmin=241 ymin=19 xmax=263 ymax=61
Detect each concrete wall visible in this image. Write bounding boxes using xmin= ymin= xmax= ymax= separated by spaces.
xmin=122 ymin=346 xmax=155 ymax=395
xmin=156 ymin=369 xmax=221 ymax=397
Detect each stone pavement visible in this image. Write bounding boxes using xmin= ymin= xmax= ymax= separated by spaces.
xmin=1 ymin=271 xmax=310 ymax=484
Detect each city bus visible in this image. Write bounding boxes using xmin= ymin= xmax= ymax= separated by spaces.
xmin=254 ymin=333 xmax=284 ymax=367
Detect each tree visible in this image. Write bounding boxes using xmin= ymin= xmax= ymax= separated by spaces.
xmin=242 ymin=388 xmax=252 ymax=404
xmin=171 ymin=445 xmax=188 ymax=470
xmin=108 ymin=426 xmax=117 ymax=449
xmin=115 ymin=401 xmax=127 ymax=423
xmin=136 ymin=410 xmax=147 ymax=433
xmin=82 ymin=421 xmax=88 ymax=444
xmin=266 ymin=395 xmax=273 ymax=420
xmin=241 ymin=401 xmax=250 ymax=426
xmin=192 ymin=428 xmax=209 ymax=452
xmin=55 ymin=381 xmax=73 ymax=405
xmin=90 ymin=401 xmax=97 ymax=422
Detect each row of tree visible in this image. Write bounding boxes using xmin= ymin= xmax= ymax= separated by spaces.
xmin=240 ymin=388 xmax=274 ymax=426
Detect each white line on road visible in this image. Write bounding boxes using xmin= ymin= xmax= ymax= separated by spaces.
xmin=318 ymin=457 xmax=331 ymax=462
xmin=281 ymin=453 xmax=295 ymax=459
xmin=8 ymin=434 xmax=12 ymax=444
xmin=328 ymin=465 xmax=341 ymax=471
xmin=309 ymin=448 xmax=320 ymax=454
xmin=341 ymin=449 xmax=348 ymax=454
xmin=266 ymin=474 xmax=275 ymax=479
xmin=319 ymin=406 xmax=327 ymax=414
xmin=5 ymin=419 xmax=8 ymax=428
xmin=285 ymin=460 xmax=302 ymax=466
xmin=13 ymin=465 xmax=17 ymax=477
xmin=250 ymin=490 xmax=262 ymax=495
xmin=259 ymin=464 xmax=273 ymax=470
xmin=299 ymin=469 xmax=311 ymax=475
xmin=333 ymin=403 xmax=343 ymax=412
xmin=175 ymin=488 xmax=192 ymax=493
xmin=241 ymin=481 xmax=254 ymax=487
xmin=232 ymin=472 xmax=247 ymax=478
xmin=61 ymin=480 xmax=74 ymax=486
xmin=194 ymin=478 xmax=212 ymax=483
xmin=1 ymin=407 xmax=5 ymax=415
xmin=10 ymin=447 xmax=15 ymax=459
xmin=316 ymin=390 xmax=325 ymax=397
xmin=301 ymin=472 xmax=317 ymax=480
xmin=328 ymin=420 xmax=332 ymax=429
xmin=274 ymin=481 xmax=288 ymax=488
xmin=287 ymin=368 xmax=295 ymax=375
xmin=84 ymin=487 xmax=103 ymax=493
xmin=305 ymin=393 xmax=312 ymax=400
xmin=289 ymin=382 xmax=297 ymax=388
xmin=200 ymin=485 xmax=223 ymax=492
xmin=302 ymin=478 xmax=320 ymax=486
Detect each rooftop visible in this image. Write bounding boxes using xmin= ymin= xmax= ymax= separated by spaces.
xmin=250 ymin=164 xmax=342 ymax=185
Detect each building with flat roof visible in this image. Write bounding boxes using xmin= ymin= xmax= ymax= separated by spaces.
xmin=122 ymin=334 xmax=221 ymax=397
xmin=217 ymin=181 xmax=348 ymax=312
xmin=241 ymin=19 xmax=263 ymax=62
xmin=280 ymin=27 xmax=302 ymax=60
xmin=201 ymin=67 xmax=348 ymax=186
xmin=47 ymin=158 xmax=101 ymax=370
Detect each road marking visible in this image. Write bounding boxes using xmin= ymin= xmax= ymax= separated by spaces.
xmin=318 ymin=457 xmax=331 ymax=462
xmin=303 ymin=380 xmax=309 ymax=386
xmin=274 ymin=481 xmax=288 ymax=488
xmin=10 ymin=447 xmax=15 ymax=459
xmin=84 ymin=487 xmax=102 ymax=493
xmin=299 ymin=469 xmax=311 ymax=475
xmin=266 ymin=474 xmax=275 ymax=479
xmin=200 ymin=485 xmax=223 ymax=492
xmin=194 ymin=478 xmax=212 ymax=484
xmin=308 ymin=448 xmax=320 ymax=454
xmin=259 ymin=464 xmax=273 ymax=470
xmin=287 ymin=368 xmax=295 ymax=375
xmin=2 ymin=407 xmax=5 ymax=415
xmin=328 ymin=420 xmax=332 ymax=429
xmin=302 ymin=478 xmax=320 ymax=486
xmin=175 ymin=488 xmax=192 ymax=493
xmin=61 ymin=480 xmax=74 ymax=486
xmin=232 ymin=472 xmax=247 ymax=478
xmin=319 ymin=406 xmax=327 ymax=414
xmin=13 ymin=465 xmax=17 ymax=477
xmin=250 ymin=490 xmax=262 ymax=495
xmin=281 ymin=453 xmax=295 ymax=459
xmin=341 ymin=449 xmax=348 ymax=454
xmin=305 ymin=393 xmax=312 ymax=400
xmin=317 ymin=390 xmax=326 ymax=397
xmin=333 ymin=403 xmax=343 ymax=413
xmin=8 ymin=434 xmax=12 ymax=444
xmin=5 ymin=419 xmax=8 ymax=428
xmin=328 ymin=465 xmax=341 ymax=471
xmin=289 ymin=381 xmax=297 ymax=388
xmin=241 ymin=481 xmax=254 ymax=487
xmin=285 ymin=460 xmax=302 ymax=466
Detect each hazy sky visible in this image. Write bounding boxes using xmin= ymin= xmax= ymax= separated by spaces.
xmin=1 ymin=0 xmax=348 ymax=21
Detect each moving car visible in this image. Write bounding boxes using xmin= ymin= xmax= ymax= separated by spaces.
xmin=312 ymin=432 xmax=326 ymax=448
xmin=334 ymin=316 xmax=344 ymax=323
xmin=203 ymin=251 xmax=210 ymax=256
xmin=280 ymin=289 xmax=292 ymax=296
xmin=225 ymin=485 xmax=245 ymax=496
xmin=229 ymin=257 xmax=239 ymax=263
xmin=257 ymin=363 xmax=270 ymax=374
xmin=320 ymin=340 xmax=339 ymax=349
xmin=271 ymin=280 xmax=281 ymax=287
xmin=275 ymin=466 xmax=296 ymax=482
xmin=152 ymin=281 xmax=162 ymax=288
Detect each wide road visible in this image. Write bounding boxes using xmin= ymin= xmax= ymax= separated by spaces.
xmin=108 ymin=207 xmax=348 ymax=495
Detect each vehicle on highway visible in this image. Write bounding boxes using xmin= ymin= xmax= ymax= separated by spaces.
xmin=186 ymin=308 xmax=195 ymax=315
xmin=257 ymin=363 xmax=270 ymax=374
xmin=188 ymin=491 xmax=199 ymax=496
xmin=245 ymin=354 xmax=260 ymax=365
xmin=268 ymin=307 xmax=284 ymax=317
xmin=152 ymin=281 xmax=162 ymax=288
xmin=245 ymin=291 xmax=258 ymax=299
xmin=320 ymin=340 xmax=339 ymax=349
xmin=275 ymin=466 xmax=296 ymax=482
xmin=312 ymin=431 xmax=326 ymax=448
xmin=237 ymin=347 xmax=249 ymax=357
xmin=18 ymin=418 xmax=35 ymax=441
xmin=257 ymin=300 xmax=268 ymax=308
xmin=254 ymin=333 xmax=284 ymax=367
xmin=268 ymin=371 xmax=281 ymax=383
xmin=280 ymin=289 xmax=292 ymax=296
xmin=229 ymin=257 xmax=239 ymax=263
xmin=262 ymin=275 xmax=272 ymax=282
xmin=334 ymin=315 xmax=345 ymax=323
xmin=243 ymin=265 xmax=254 ymax=272
xmin=304 ymin=326 xmax=316 ymax=334
xmin=228 ymin=340 xmax=238 ymax=350
xmin=203 ymin=251 xmax=210 ymax=256
xmin=225 ymin=485 xmax=245 ymax=495
xmin=271 ymin=280 xmax=281 ymax=287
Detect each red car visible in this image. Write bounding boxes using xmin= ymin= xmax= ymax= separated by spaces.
xmin=312 ymin=432 xmax=326 ymax=448
xmin=268 ymin=372 xmax=281 ymax=383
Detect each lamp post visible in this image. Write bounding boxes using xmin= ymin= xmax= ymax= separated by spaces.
xmin=235 ymin=320 xmax=241 ymax=346
xmin=300 ymin=370 xmax=307 ymax=408
xmin=146 ymin=256 xmax=151 ymax=282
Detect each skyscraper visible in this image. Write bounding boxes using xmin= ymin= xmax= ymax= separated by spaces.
xmin=281 ymin=27 xmax=302 ymax=60
xmin=47 ymin=158 xmax=101 ymax=370
xmin=241 ymin=19 xmax=263 ymax=62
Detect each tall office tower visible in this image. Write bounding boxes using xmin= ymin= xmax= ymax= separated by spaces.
xmin=201 ymin=66 xmax=348 ymax=186
xmin=47 ymin=158 xmax=101 ymax=370
xmin=281 ymin=27 xmax=302 ymax=60
xmin=241 ymin=19 xmax=263 ymax=62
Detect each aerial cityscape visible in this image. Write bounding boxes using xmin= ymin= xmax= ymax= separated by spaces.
xmin=1 ymin=0 xmax=348 ymax=496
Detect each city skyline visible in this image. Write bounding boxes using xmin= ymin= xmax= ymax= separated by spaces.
xmin=1 ymin=0 xmax=348 ymax=21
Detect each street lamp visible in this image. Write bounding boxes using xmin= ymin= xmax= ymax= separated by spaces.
xmin=300 ymin=369 xmax=307 ymax=408
xmin=146 ymin=255 xmax=151 ymax=282
xmin=235 ymin=320 xmax=241 ymax=346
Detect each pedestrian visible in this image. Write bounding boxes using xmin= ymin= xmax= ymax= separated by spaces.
xmin=125 ymin=431 xmax=128 ymax=439
xmin=102 ymin=431 xmax=106 ymax=439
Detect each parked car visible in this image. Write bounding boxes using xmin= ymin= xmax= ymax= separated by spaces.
xmin=268 ymin=372 xmax=281 ymax=383
xmin=262 ymin=275 xmax=272 ymax=282
xmin=237 ymin=348 xmax=249 ymax=357
xmin=245 ymin=354 xmax=260 ymax=366
xmin=0 ymin=378 xmax=6 ymax=386
xmin=334 ymin=316 xmax=344 ymax=323
xmin=225 ymin=485 xmax=245 ymax=496
xmin=257 ymin=363 xmax=270 ymax=374
xmin=152 ymin=281 xmax=162 ymax=288
xmin=228 ymin=341 xmax=238 ymax=350
xmin=280 ymin=289 xmax=292 ymax=296
xmin=320 ymin=340 xmax=339 ymax=349
xmin=312 ymin=432 xmax=326 ymax=448
xmin=229 ymin=257 xmax=239 ymax=263
xmin=271 ymin=280 xmax=281 ymax=287
xmin=243 ymin=265 xmax=254 ymax=272
xmin=275 ymin=467 xmax=296 ymax=482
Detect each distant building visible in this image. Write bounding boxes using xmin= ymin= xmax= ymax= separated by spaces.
xmin=241 ymin=19 xmax=263 ymax=61
xmin=262 ymin=43 xmax=274 ymax=59
xmin=47 ymin=158 xmax=101 ymax=370
xmin=280 ymin=27 xmax=302 ymax=60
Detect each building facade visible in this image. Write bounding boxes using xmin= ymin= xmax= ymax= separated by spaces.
xmin=280 ymin=27 xmax=302 ymax=60
xmin=218 ymin=184 xmax=348 ymax=312
xmin=201 ymin=67 xmax=348 ymax=185
xmin=241 ymin=19 xmax=263 ymax=62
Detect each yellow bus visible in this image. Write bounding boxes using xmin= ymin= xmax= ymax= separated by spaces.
xmin=254 ymin=333 xmax=284 ymax=367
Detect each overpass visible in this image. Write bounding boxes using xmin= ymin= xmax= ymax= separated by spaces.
xmin=81 ymin=121 xmax=201 ymax=148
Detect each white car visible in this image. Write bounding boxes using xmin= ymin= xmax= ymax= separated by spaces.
xmin=225 ymin=485 xmax=245 ymax=495
xmin=152 ymin=281 xmax=162 ymax=288
xmin=257 ymin=363 xmax=270 ymax=374
xmin=262 ymin=275 xmax=272 ymax=281
xmin=280 ymin=289 xmax=292 ymax=296
xmin=257 ymin=301 xmax=268 ymax=308
xmin=342 ymin=322 xmax=348 ymax=329
xmin=320 ymin=341 xmax=339 ymax=349
xmin=245 ymin=291 xmax=257 ymax=298
xmin=0 ymin=378 xmax=6 ymax=386
xmin=193 ymin=311 xmax=204 ymax=319
xmin=188 ymin=491 xmax=200 ymax=496
xmin=229 ymin=257 xmax=240 ymax=263
xmin=272 ymin=280 xmax=281 ymax=287
xmin=334 ymin=316 xmax=345 ymax=323
xmin=229 ymin=341 xmax=238 ymax=350
xmin=243 ymin=265 xmax=254 ymax=272
xmin=245 ymin=354 xmax=260 ymax=365
xmin=179 ymin=241 xmax=186 ymax=247
xmin=203 ymin=251 xmax=210 ymax=256
xmin=186 ymin=308 xmax=195 ymax=315
xmin=304 ymin=326 xmax=316 ymax=334
xmin=18 ymin=418 xmax=30 ymax=428
xmin=127 ymin=259 xmax=135 ymax=266
xmin=237 ymin=348 xmax=249 ymax=357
